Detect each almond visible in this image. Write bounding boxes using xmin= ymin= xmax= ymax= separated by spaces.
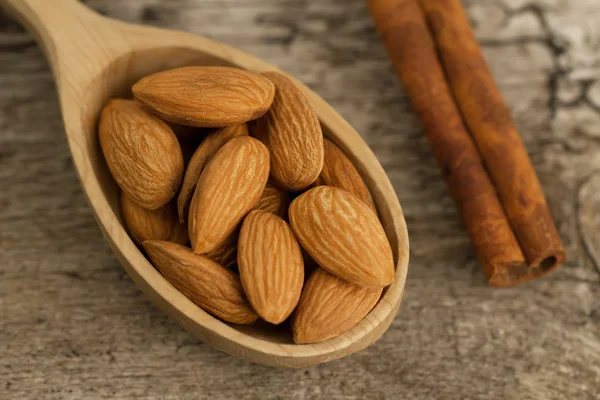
xmin=254 ymin=182 xmax=290 ymax=218
xmin=289 ymin=186 xmax=394 ymax=287
xmin=99 ymin=99 xmax=183 ymax=209
xmin=315 ymin=138 xmax=376 ymax=212
xmin=177 ymin=123 xmax=249 ymax=222
xmin=292 ymin=268 xmax=382 ymax=344
xmin=143 ymin=241 xmax=258 ymax=324
xmin=132 ymin=66 xmax=275 ymax=127
xmin=121 ymin=192 xmax=188 ymax=246
xmin=204 ymin=233 xmax=238 ymax=269
xmin=189 ymin=136 xmax=270 ymax=254
xmin=238 ymin=210 xmax=304 ymax=324
xmin=253 ymin=72 xmax=324 ymax=191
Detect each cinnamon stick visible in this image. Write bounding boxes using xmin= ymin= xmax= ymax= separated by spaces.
xmin=417 ymin=0 xmax=565 ymax=274
xmin=365 ymin=0 xmax=529 ymax=286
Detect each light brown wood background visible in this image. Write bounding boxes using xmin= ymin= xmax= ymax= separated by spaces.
xmin=1 ymin=0 xmax=599 ymax=398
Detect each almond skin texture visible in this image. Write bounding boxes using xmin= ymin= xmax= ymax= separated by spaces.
xmin=121 ymin=192 xmax=188 ymax=246
xmin=99 ymin=99 xmax=183 ymax=209
xmin=289 ymin=186 xmax=395 ymax=287
xmin=253 ymin=72 xmax=324 ymax=191
xmin=254 ymin=182 xmax=290 ymax=218
xmin=315 ymin=138 xmax=376 ymax=212
xmin=238 ymin=210 xmax=304 ymax=324
xmin=189 ymin=136 xmax=270 ymax=254
xmin=143 ymin=241 xmax=258 ymax=324
xmin=177 ymin=124 xmax=249 ymax=222
xmin=292 ymin=268 xmax=382 ymax=344
xmin=132 ymin=66 xmax=275 ymax=127
xmin=204 ymin=233 xmax=238 ymax=269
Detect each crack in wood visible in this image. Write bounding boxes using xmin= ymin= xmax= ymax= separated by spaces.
xmin=554 ymin=78 xmax=600 ymax=114
xmin=475 ymin=2 xmax=583 ymax=118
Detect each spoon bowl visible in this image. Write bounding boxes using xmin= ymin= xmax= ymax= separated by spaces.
xmin=2 ymin=0 xmax=409 ymax=367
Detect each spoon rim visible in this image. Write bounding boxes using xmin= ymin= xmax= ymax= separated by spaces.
xmin=45 ymin=17 xmax=410 ymax=366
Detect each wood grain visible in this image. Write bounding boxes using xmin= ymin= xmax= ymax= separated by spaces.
xmin=1 ymin=0 xmax=599 ymax=398
xmin=0 ymin=0 xmax=409 ymax=369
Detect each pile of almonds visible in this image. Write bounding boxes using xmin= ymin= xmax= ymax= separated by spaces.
xmin=99 ymin=66 xmax=395 ymax=344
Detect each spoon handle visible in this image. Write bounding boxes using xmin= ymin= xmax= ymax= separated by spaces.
xmin=1 ymin=0 xmax=127 ymax=85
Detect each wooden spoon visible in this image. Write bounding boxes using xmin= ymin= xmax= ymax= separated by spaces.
xmin=2 ymin=0 xmax=409 ymax=367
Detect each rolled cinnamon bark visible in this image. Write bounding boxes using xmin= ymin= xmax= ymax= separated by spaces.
xmin=366 ymin=0 xmax=529 ymax=286
xmin=418 ymin=0 xmax=565 ymax=273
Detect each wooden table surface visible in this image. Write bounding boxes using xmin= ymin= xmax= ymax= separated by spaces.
xmin=1 ymin=0 xmax=599 ymax=398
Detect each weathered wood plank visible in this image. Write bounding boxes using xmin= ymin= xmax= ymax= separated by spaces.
xmin=1 ymin=0 xmax=599 ymax=398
